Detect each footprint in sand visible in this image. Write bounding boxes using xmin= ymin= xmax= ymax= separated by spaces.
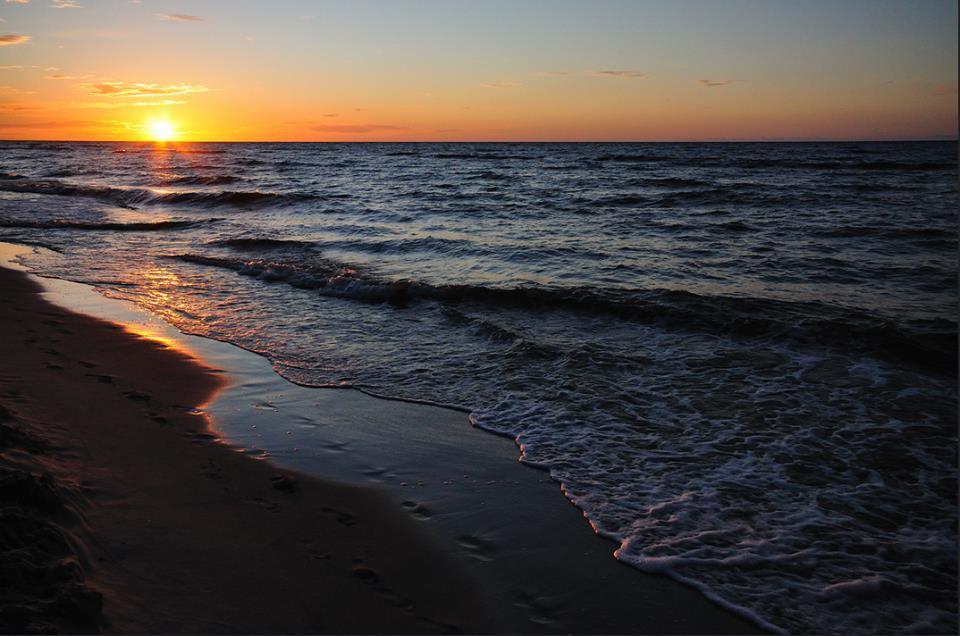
xmin=270 ymin=474 xmax=298 ymax=493
xmin=400 ymin=500 xmax=433 ymax=520
xmin=201 ymin=460 xmax=223 ymax=480
xmin=249 ymin=497 xmax=281 ymax=513
xmin=456 ymin=534 xmax=498 ymax=562
xmin=352 ymin=565 xmax=379 ymax=585
xmin=321 ymin=506 xmax=357 ymax=527
xmin=513 ymin=592 xmax=560 ymax=626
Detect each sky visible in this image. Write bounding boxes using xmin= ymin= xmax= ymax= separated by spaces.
xmin=0 ymin=0 xmax=957 ymax=141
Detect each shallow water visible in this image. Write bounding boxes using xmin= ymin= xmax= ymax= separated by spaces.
xmin=1 ymin=141 xmax=956 ymax=634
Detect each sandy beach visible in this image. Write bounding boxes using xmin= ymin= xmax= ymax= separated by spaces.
xmin=0 ymin=262 xmax=497 ymax=634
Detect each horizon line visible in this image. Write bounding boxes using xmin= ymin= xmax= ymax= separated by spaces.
xmin=1 ymin=137 xmax=957 ymax=144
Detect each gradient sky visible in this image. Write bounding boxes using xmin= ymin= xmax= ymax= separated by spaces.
xmin=0 ymin=0 xmax=957 ymax=141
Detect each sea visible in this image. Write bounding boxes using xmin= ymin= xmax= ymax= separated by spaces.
xmin=1 ymin=140 xmax=956 ymax=634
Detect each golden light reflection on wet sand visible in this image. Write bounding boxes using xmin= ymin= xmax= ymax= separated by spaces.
xmin=122 ymin=323 xmax=182 ymax=353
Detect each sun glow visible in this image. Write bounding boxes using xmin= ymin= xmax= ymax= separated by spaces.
xmin=146 ymin=118 xmax=177 ymax=142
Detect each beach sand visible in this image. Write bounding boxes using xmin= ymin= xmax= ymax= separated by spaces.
xmin=1 ymin=248 xmax=761 ymax=634
xmin=0 ymin=263 xmax=497 ymax=634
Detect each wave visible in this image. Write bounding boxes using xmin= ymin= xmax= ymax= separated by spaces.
xmin=592 ymin=155 xmax=956 ymax=171
xmin=595 ymin=154 xmax=676 ymax=163
xmin=209 ymin=237 xmax=316 ymax=250
xmin=152 ymin=190 xmax=310 ymax=207
xmin=466 ymin=170 xmax=516 ymax=181
xmin=433 ymin=153 xmax=534 ymax=160
xmin=0 ymin=174 xmax=312 ymax=209
xmin=582 ymin=186 xmax=770 ymax=209
xmin=0 ymin=218 xmax=216 ymax=232
xmin=713 ymin=220 xmax=755 ymax=232
xmin=633 ymin=177 xmax=714 ymax=188
xmin=171 ymin=253 xmax=956 ymax=373
xmin=813 ymin=225 xmax=956 ymax=241
xmin=153 ymin=175 xmax=244 ymax=186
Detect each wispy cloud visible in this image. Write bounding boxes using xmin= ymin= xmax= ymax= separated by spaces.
xmin=80 ymin=81 xmax=212 ymax=97
xmin=51 ymin=0 xmax=82 ymax=8
xmin=0 ymin=102 xmax=41 ymax=111
xmin=45 ymin=73 xmax=93 ymax=80
xmin=309 ymin=124 xmax=407 ymax=133
xmin=698 ymin=79 xmax=735 ymax=88
xmin=0 ymin=34 xmax=30 ymax=46
xmin=592 ymin=70 xmax=647 ymax=79
xmin=480 ymin=80 xmax=519 ymax=89
xmin=159 ymin=13 xmax=202 ymax=22
xmin=6 ymin=1 xmax=32 ymax=5
xmin=0 ymin=119 xmax=100 ymax=129
xmin=73 ymin=99 xmax=187 ymax=109
xmin=322 ymin=112 xmax=339 ymax=117
xmin=0 ymin=85 xmax=34 ymax=94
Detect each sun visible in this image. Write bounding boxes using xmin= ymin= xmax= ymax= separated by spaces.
xmin=146 ymin=118 xmax=178 ymax=142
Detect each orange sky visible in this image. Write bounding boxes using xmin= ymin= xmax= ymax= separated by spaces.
xmin=1 ymin=0 xmax=957 ymax=141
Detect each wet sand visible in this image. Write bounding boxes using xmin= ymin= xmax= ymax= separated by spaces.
xmin=1 ymin=241 xmax=761 ymax=634
xmin=0 ymin=262 xmax=496 ymax=634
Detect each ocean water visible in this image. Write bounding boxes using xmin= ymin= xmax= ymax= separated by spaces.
xmin=1 ymin=141 xmax=956 ymax=634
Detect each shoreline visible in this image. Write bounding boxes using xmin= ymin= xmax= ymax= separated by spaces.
xmin=1 ymin=242 xmax=761 ymax=634
xmin=0 ymin=260 xmax=497 ymax=634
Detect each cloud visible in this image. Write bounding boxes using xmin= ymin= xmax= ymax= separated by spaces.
xmin=592 ymin=70 xmax=646 ymax=79
xmin=51 ymin=0 xmax=82 ymax=8
xmin=699 ymin=79 xmax=735 ymax=87
xmin=322 ymin=113 xmax=339 ymax=117
xmin=73 ymin=99 xmax=187 ymax=109
xmin=0 ymin=119 xmax=100 ymax=129
xmin=0 ymin=85 xmax=34 ymax=94
xmin=0 ymin=34 xmax=30 ymax=46
xmin=480 ymin=81 xmax=519 ymax=89
xmin=159 ymin=13 xmax=202 ymax=22
xmin=0 ymin=102 xmax=41 ymax=111
xmin=45 ymin=73 xmax=93 ymax=80
xmin=0 ymin=65 xmax=24 ymax=69
xmin=308 ymin=124 xmax=407 ymax=133
xmin=80 ymin=81 xmax=211 ymax=97
xmin=6 ymin=1 xmax=31 ymax=4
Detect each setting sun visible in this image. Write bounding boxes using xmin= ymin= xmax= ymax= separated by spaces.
xmin=146 ymin=118 xmax=177 ymax=142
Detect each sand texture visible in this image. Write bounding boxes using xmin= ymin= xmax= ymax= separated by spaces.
xmin=0 ymin=264 xmax=495 ymax=634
